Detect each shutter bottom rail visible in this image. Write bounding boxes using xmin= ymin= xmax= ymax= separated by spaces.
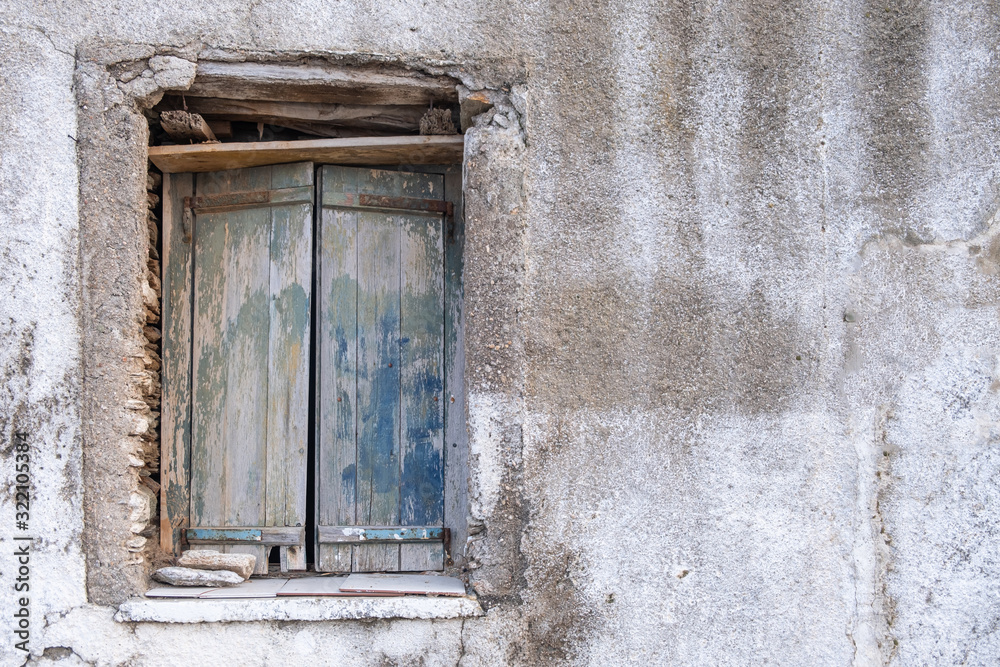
xmin=318 ymin=526 xmax=445 ymax=544
xmin=186 ymin=526 xmax=305 ymax=546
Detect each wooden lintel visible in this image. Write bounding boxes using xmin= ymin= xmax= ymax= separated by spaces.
xmin=186 ymin=62 xmax=458 ymax=106
xmin=164 ymin=96 xmax=428 ymax=133
xmin=148 ymin=135 xmax=464 ymax=173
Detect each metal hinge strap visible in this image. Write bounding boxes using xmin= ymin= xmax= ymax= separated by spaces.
xmin=322 ymin=192 xmax=453 ymax=220
xmin=181 ymin=186 xmax=313 ymax=243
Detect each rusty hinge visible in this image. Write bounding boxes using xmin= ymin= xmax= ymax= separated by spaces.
xmin=322 ymin=192 xmax=453 ymax=221
xmin=182 ymin=186 xmax=313 ymax=243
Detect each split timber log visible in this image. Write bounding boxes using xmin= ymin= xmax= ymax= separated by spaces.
xmin=159 ymin=110 xmax=218 ymax=144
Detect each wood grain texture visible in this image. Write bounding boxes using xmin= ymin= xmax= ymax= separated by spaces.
xmin=187 ymin=163 xmax=312 ymax=570
xmin=316 ymin=166 xmax=448 ymax=573
xmin=398 ymin=170 xmax=445 ymax=572
xmin=318 ymin=525 xmax=443 ymax=543
xmin=185 ymin=62 xmax=458 ymax=106
xmin=441 ymin=168 xmax=469 ymax=567
xmin=265 ymin=163 xmax=312 ymax=558
xmin=370 ymin=164 xmax=465 ymax=569
xmin=355 ymin=169 xmax=403 ymax=572
xmin=148 ymin=136 xmax=464 ymax=174
xmin=317 ymin=165 xmax=360 ymax=573
xmin=159 ymin=110 xmax=218 ymax=144
xmin=165 ymin=97 xmax=428 ymax=133
xmin=191 ymin=166 xmax=271 ymax=531
xmin=161 ymin=172 xmax=194 ymax=555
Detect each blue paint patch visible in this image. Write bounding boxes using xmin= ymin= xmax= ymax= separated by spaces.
xmin=358 ymin=309 xmax=401 ymax=505
xmin=341 ymin=463 xmax=357 ymax=503
xmin=401 ymin=438 xmax=444 ymax=524
xmin=274 ymin=282 xmax=310 ymax=335
xmin=187 ymin=528 xmax=262 ymax=542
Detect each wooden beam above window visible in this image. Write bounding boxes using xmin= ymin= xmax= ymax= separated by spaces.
xmin=186 ymin=61 xmax=459 ymax=106
xmin=148 ymin=135 xmax=465 ymax=173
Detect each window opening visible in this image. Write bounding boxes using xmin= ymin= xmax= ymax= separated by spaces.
xmin=148 ymin=64 xmax=468 ymax=580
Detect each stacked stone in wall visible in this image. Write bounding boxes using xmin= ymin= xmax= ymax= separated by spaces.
xmin=125 ymin=167 xmax=164 ymax=556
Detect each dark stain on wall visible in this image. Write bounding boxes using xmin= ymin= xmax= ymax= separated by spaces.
xmin=526 ymin=276 xmax=810 ymax=416
xmin=861 ymin=0 xmax=931 ymax=239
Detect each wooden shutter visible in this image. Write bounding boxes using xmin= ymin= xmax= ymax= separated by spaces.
xmin=161 ymin=162 xmax=313 ymax=573
xmin=316 ymin=166 xmax=446 ymax=572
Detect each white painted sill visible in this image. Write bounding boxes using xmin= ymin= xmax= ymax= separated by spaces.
xmin=116 ymin=594 xmax=483 ymax=623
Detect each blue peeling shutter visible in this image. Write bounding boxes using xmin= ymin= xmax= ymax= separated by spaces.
xmin=315 ymin=166 xmax=446 ymax=573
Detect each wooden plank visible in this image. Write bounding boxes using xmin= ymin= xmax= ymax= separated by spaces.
xmin=148 ymin=135 xmax=465 ymax=174
xmin=228 ymin=544 xmax=269 ymax=576
xmin=441 ymin=168 xmax=469 ymax=567
xmin=199 ymin=578 xmax=288 ymax=599
xmin=280 ymin=546 xmax=305 ymax=572
xmin=340 ymin=573 xmax=466 ymax=596
xmin=186 ymin=526 xmax=304 ymax=545
xmin=191 ymin=166 xmax=272 ymax=533
xmin=277 ymin=576 xmax=401 ymax=597
xmin=265 ymin=162 xmax=313 ymax=572
xmin=318 ymin=526 xmax=443 ymax=543
xmin=355 ymin=169 xmax=403 ymax=572
xmin=317 ymin=166 xmax=360 ymax=573
xmin=207 ymin=119 xmax=233 ymax=139
xmin=399 ymin=170 xmax=446 ymax=572
xmin=166 ymin=97 xmax=427 ymax=133
xmin=367 ymin=163 xmax=466 ymax=567
xmin=185 ymin=62 xmax=458 ymax=106
xmin=187 ymin=528 xmax=262 ymax=542
xmin=161 ymin=172 xmax=194 ymax=555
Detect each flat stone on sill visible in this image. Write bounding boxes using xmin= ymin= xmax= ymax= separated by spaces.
xmin=178 ymin=550 xmax=256 ymax=579
xmin=153 ymin=566 xmax=244 ymax=587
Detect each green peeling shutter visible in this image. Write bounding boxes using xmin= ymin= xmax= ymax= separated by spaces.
xmin=315 ymin=166 xmax=446 ymax=573
xmin=162 ymin=162 xmax=313 ymax=574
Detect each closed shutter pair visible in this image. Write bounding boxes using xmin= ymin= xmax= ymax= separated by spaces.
xmin=162 ymin=162 xmax=447 ymax=573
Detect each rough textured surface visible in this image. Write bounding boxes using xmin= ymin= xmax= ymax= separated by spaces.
xmin=177 ymin=551 xmax=256 ymax=579
xmin=117 ymin=596 xmax=483 ymax=623
xmin=0 ymin=0 xmax=999 ymax=665
xmin=152 ymin=567 xmax=244 ymax=587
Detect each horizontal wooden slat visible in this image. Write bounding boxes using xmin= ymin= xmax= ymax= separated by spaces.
xmin=188 ymin=186 xmax=313 ymax=213
xmin=321 ymin=192 xmax=451 ymax=217
xmin=162 ymin=97 xmax=429 ymax=133
xmin=187 ymin=526 xmax=305 ymax=545
xmin=149 ymin=136 xmax=465 ymax=174
xmin=187 ymin=528 xmax=261 ymax=542
xmin=318 ymin=526 xmax=444 ymax=544
xmin=185 ymin=62 xmax=458 ymax=106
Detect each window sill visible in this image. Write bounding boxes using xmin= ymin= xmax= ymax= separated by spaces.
xmin=115 ymin=594 xmax=483 ymax=623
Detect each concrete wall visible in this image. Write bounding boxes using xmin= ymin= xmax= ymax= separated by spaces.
xmin=1 ymin=0 xmax=999 ymax=664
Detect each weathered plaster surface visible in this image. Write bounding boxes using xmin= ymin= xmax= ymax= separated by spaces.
xmin=116 ymin=596 xmax=483 ymax=623
xmin=1 ymin=0 xmax=999 ymax=665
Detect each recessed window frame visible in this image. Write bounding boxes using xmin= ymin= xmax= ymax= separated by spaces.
xmin=153 ymin=73 xmax=471 ymax=577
